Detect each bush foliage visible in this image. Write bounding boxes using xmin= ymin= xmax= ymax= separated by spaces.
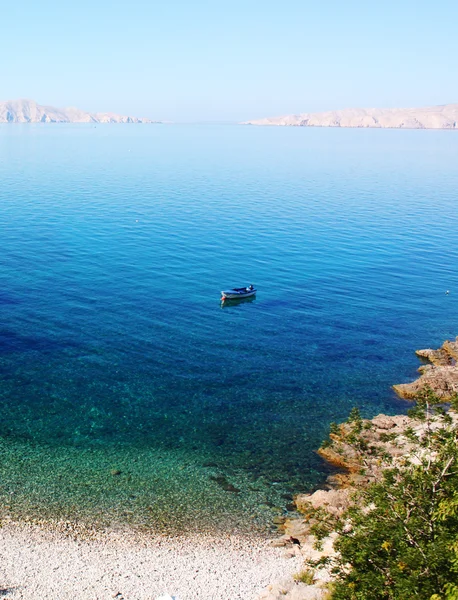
xmin=312 ymin=389 xmax=458 ymax=600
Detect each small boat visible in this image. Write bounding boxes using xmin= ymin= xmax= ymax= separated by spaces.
xmin=221 ymin=285 xmax=256 ymax=300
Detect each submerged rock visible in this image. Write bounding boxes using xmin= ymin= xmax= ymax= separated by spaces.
xmin=209 ymin=474 xmax=240 ymax=493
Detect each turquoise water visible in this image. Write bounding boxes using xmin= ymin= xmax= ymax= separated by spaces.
xmin=1 ymin=124 xmax=458 ymax=532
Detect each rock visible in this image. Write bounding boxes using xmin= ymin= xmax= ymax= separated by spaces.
xmin=325 ymin=473 xmax=349 ymax=488
xmin=393 ymin=365 xmax=458 ymax=400
xmin=418 ymin=364 xmax=434 ymax=373
xmin=318 ymin=413 xmax=414 ymax=490
xmin=317 ymin=443 xmax=360 ymax=471
xmin=371 ymin=415 xmax=396 ymax=430
xmin=287 ymin=584 xmax=326 ymax=600
xmin=273 ymin=516 xmax=287 ymax=525
xmin=443 ymin=338 xmax=458 ymax=361
xmin=395 ymin=338 xmax=458 ymax=400
xmin=269 ymin=536 xmax=291 ymax=548
xmin=209 ymin=474 xmax=240 ymax=493
xmin=300 ymin=531 xmax=338 ymax=563
xmin=295 ymin=489 xmax=351 ymax=517
xmin=372 ymin=414 xmax=410 ymax=431
xmin=415 ymin=348 xmax=452 ymax=366
xmin=283 ymin=518 xmax=310 ymax=541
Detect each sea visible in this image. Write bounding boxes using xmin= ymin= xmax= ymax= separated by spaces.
xmin=0 ymin=123 xmax=457 ymax=534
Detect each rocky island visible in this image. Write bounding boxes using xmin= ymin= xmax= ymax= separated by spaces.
xmin=0 ymin=99 xmax=156 ymax=123
xmin=243 ymin=103 xmax=458 ymax=129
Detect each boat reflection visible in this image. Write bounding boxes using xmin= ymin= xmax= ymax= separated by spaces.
xmin=220 ymin=295 xmax=256 ymax=309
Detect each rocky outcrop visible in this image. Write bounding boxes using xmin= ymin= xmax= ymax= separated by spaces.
xmin=259 ymin=337 xmax=458 ymax=599
xmin=243 ymin=103 xmax=458 ymax=129
xmin=394 ymin=366 xmax=458 ymax=399
xmin=0 ymin=99 xmax=156 ymax=123
xmin=317 ymin=414 xmax=413 ymax=487
xmin=294 ymin=489 xmax=351 ymax=517
xmin=393 ymin=337 xmax=458 ymax=400
xmin=258 ymin=413 xmax=417 ymax=599
xmin=259 ymin=410 xmax=458 ymax=599
xmin=415 ymin=347 xmax=453 ymax=366
xmin=443 ymin=338 xmax=458 ymax=361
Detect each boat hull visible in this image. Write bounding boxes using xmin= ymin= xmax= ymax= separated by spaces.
xmin=221 ymin=289 xmax=256 ymax=299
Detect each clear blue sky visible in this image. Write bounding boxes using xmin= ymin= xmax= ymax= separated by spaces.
xmin=1 ymin=0 xmax=457 ymax=122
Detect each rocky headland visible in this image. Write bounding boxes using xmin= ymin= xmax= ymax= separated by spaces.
xmin=243 ymin=103 xmax=458 ymax=129
xmin=0 ymin=99 xmax=157 ymax=123
xmin=258 ymin=413 xmax=422 ymax=600
xmin=258 ymin=337 xmax=458 ymax=600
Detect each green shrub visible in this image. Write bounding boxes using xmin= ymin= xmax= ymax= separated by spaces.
xmin=329 ymin=422 xmax=339 ymax=435
xmin=313 ymin=390 xmax=458 ymax=599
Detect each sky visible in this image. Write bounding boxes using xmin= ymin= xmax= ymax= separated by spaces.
xmin=1 ymin=0 xmax=457 ymax=122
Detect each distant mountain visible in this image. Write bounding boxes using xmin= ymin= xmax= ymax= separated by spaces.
xmin=0 ymin=99 xmax=157 ymax=123
xmin=243 ymin=104 xmax=458 ymax=129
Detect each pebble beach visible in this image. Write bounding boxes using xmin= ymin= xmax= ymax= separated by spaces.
xmin=0 ymin=522 xmax=301 ymax=600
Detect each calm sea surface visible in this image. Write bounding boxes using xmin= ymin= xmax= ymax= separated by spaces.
xmin=1 ymin=124 xmax=457 ymax=533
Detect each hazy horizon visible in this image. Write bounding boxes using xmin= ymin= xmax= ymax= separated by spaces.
xmin=2 ymin=98 xmax=458 ymax=126
xmin=1 ymin=0 xmax=457 ymax=122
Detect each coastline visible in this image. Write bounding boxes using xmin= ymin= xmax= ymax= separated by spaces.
xmin=258 ymin=336 xmax=458 ymax=599
xmin=2 ymin=338 xmax=457 ymax=599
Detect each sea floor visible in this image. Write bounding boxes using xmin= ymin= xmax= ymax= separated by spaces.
xmin=0 ymin=435 xmax=318 ymax=535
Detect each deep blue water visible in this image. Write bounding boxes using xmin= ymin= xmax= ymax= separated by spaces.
xmin=0 ymin=123 xmax=457 ymax=531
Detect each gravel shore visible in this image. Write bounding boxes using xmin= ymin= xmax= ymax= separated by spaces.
xmin=0 ymin=522 xmax=301 ymax=600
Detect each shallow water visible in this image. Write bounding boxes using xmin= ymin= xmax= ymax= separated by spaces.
xmin=1 ymin=124 xmax=457 ymax=532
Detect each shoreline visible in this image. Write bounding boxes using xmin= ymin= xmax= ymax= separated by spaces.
xmin=0 ymin=520 xmax=302 ymax=600
xmin=258 ymin=336 xmax=458 ymax=599
xmin=3 ymin=338 xmax=455 ymax=599
xmin=0 ymin=434 xmax=304 ymax=538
